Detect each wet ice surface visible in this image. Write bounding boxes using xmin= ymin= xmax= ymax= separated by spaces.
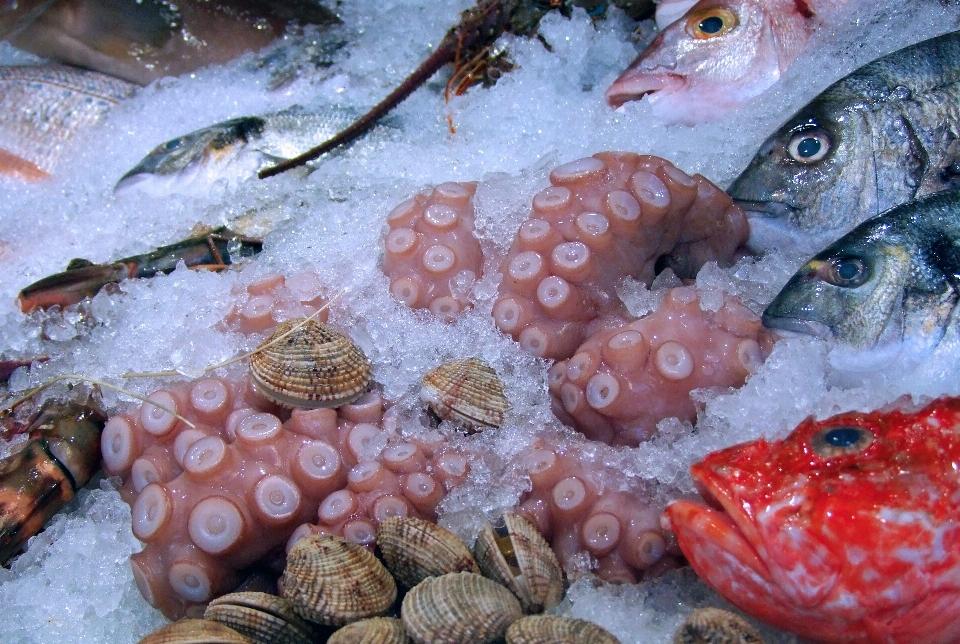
xmin=0 ymin=0 xmax=958 ymax=642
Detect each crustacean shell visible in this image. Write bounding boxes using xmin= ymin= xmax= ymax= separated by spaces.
xmin=420 ymin=358 xmax=508 ymax=432
xmin=137 ymin=618 xmax=252 ymax=644
xmin=401 ymin=571 xmax=523 ymax=644
xmin=328 ymin=617 xmax=411 ymax=643
xmin=280 ymin=534 xmax=397 ymax=626
xmin=506 ymin=614 xmax=621 ymax=644
xmin=377 ymin=515 xmax=480 ymax=588
xmin=674 ymin=607 xmax=765 ymax=644
xmin=250 ymin=318 xmax=372 ymax=408
xmin=474 ymin=512 xmax=565 ymax=613
xmin=204 ymin=591 xmax=318 ymax=644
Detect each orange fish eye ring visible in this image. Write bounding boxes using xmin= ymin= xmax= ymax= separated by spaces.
xmin=685 ymin=7 xmax=739 ymax=39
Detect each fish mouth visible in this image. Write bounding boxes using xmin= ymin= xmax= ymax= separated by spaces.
xmin=605 ymin=73 xmax=680 ymax=108
xmin=734 ymin=199 xmax=798 ymax=220
xmin=761 ymin=313 xmax=833 ymax=339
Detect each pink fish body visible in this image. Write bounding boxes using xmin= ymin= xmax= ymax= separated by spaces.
xmin=607 ymin=0 xmax=826 ymax=124
xmin=663 ymin=397 xmax=960 ymax=644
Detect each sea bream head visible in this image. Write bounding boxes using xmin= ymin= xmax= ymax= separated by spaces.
xmin=762 ymin=189 xmax=960 ymax=372
xmin=730 ymin=31 xmax=960 ymax=254
xmin=605 ymin=0 xmax=817 ymax=124
xmin=664 ymin=396 xmax=960 ymax=644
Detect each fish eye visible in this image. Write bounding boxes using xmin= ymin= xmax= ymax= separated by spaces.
xmin=811 ymin=425 xmax=874 ymax=458
xmin=164 ymin=138 xmax=182 ymax=151
xmin=787 ymin=129 xmax=831 ymax=163
xmin=823 ymin=256 xmax=869 ymax=287
xmin=686 ymin=7 xmax=738 ymax=39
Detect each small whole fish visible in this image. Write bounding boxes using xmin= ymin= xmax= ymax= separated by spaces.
xmin=762 ymin=189 xmax=960 ymax=372
xmin=730 ymin=31 xmax=960 ymax=254
xmin=0 ymin=64 xmax=137 ymax=181
xmin=114 ymin=105 xmax=363 ymax=195
xmin=663 ymin=395 xmax=960 ymax=644
xmin=605 ymin=0 xmax=841 ymax=123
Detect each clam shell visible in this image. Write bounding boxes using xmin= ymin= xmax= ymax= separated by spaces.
xmin=328 ymin=617 xmax=411 ymax=643
xmin=280 ymin=534 xmax=397 ymax=626
xmin=506 ymin=615 xmax=621 ymax=644
xmin=377 ymin=516 xmax=480 ymax=588
xmin=137 ymin=618 xmax=252 ymax=644
xmin=474 ymin=512 xmax=564 ymax=613
xmin=401 ymin=572 xmax=522 ymax=644
xmin=420 ymin=358 xmax=508 ymax=431
xmin=674 ymin=607 xmax=765 ymax=644
xmin=204 ymin=591 xmax=317 ymax=644
xmin=250 ymin=318 xmax=371 ymax=409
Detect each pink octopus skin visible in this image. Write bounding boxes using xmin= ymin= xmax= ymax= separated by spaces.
xmin=381 ymin=181 xmax=484 ymax=320
xmin=103 ymin=374 xmax=470 ymax=620
xmin=221 ymin=270 xmax=330 ymax=335
xmin=492 ymin=152 xmax=748 ymax=360
xmin=513 ymin=440 xmax=682 ymax=584
xmin=548 ymin=285 xmax=777 ymax=446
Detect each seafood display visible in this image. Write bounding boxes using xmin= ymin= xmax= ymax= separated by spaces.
xmin=664 ymin=396 xmax=960 ymax=644
xmin=0 ymin=396 xmax=105 ymax=564
xmin=0 ymin=64 xmax=136 ymax=181
xmin=1 ymin=0 xmax=957 ymax=642
xmin=115 ymin=106 xmax=364 ymax=196
xmin=490 ymin=152 xmax=748 ymax=360
xmin=17 ymin=227 xmax=263 ymax=313
xmin=763 ymin=189 xmax=960 ymax=372
xmin=1 ymin=0 xmax=341 ymax=86
xmin=730 ymin=30 xmax=960 ymax=253
xmin=607 ymin=0 xmax=850 ymax=123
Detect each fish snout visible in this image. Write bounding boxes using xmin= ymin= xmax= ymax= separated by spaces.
xmin=761 ymin=310 xmax=833 ymax=339
xmin=734 ymin=199 xmax=797 ymax=220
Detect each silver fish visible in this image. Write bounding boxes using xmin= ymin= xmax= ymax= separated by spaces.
xmin=762 ymin=189 xmax=960 ymax=371
xmin=114 ymin=105 xmax=364 ymax=196
xmin=729 ymin=31 xmax=960 ymax=254
xmin=0 ymin=64 xmax=136 ymax=181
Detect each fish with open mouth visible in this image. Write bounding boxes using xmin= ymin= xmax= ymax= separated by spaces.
xmin=663 ymin=395 xmax=960 ymax=644
xmin=114 ymin=105 xmax=363 ymax=196
xmin=761 ymin=189 xmax=960 ymax=372
xmin=605 ymin=0 xmax=847 ymax=123
xmin=729 ymin=30 xmax=960 ymax=254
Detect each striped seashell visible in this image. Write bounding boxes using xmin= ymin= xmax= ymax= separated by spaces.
xmin=401 ymin=572 xmax=522 ymax=644
xmin=420 ymin=358 xmax=508 ymax=432
xmin=474 ymin=512 xmax=565 ymax=614
xmin=674 ymin=607 xmax=765 ymax=644
xmin=136 ymin=618 xmax=252 ymax=644
xmin=280 ymin=534 xmax=397 ymax=626
xmin=204 ymin=591 xmax=318 ymax=644
xmin=506 ymin=615 xmax=621 ymax=644
xmin=377 ymin=516 xmax=480 ymax=588
xmin=250 ymin=318 xmax=371 ymax=409
xmin=328 ymin=617 xmax=411 ymax=643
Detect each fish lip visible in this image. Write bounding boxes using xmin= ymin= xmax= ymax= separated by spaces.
xmin=761 ymin=313 xmax=833 ymax=339
xmin=605 ymin=73 xmax=679 ymax=108
xmin=734 ymin=199 xmax=798 ymax=220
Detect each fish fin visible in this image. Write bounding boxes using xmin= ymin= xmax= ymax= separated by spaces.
xmin=0 ymin=148 xmax=48 ymax=182
xmin=65 ymin=259 xmax=95 ymax=271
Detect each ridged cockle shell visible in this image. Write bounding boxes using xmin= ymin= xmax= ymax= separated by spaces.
xmin=204 ymin=591 xmax=318 ymax=644
xmin=401 ymin=572 xmax=523 ymax=644
xmin=506 ymin=615 xmax=621 ymax=643
xmin=280 ymin=534 xmax=397 ymax=626
xmin=250 ymin=318 xmax=371 ymax=409
xmin=674 ymin=607 xmax=765 ymax=644
xmin=377 ymin=516 xmax=480 ymax=588
xmin=328 ymin=617 xmax=411 ymax=643
xmin=136 ymin=618 xmax=252 ymax=643
xmin=420 ymin=358 xmax=508 ymax=432
xmin=474 ymin=512 xmax=565 ymax=614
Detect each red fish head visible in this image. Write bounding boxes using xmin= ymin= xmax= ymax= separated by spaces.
xmin=664 ymin=397 xmax=960 ymax=644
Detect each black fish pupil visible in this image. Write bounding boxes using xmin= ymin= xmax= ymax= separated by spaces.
xmin=837 ymin=259 xmax=860 ymax=280
xmin=824 ymin=427 xmax=861 ymax=447
xmin=797 ymin=137 xmax=821 ymax=158
xmin=699 ymin=16 xmax=724 ymax=33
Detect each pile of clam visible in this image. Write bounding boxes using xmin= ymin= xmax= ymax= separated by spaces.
xmin=137 ymin=512 xmax=621 ymax=644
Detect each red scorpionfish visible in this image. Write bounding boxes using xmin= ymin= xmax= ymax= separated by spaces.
xmin=664 ymin=396 xmax=960 ymax=644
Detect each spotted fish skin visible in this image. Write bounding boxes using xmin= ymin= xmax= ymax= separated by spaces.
xmin=664 ymin=396 xmax=960 ymax=644
xmin=0 ymin=64 xmax=136 ymax=180
xmin=729 ymin=30 xmax=960 ymax=254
